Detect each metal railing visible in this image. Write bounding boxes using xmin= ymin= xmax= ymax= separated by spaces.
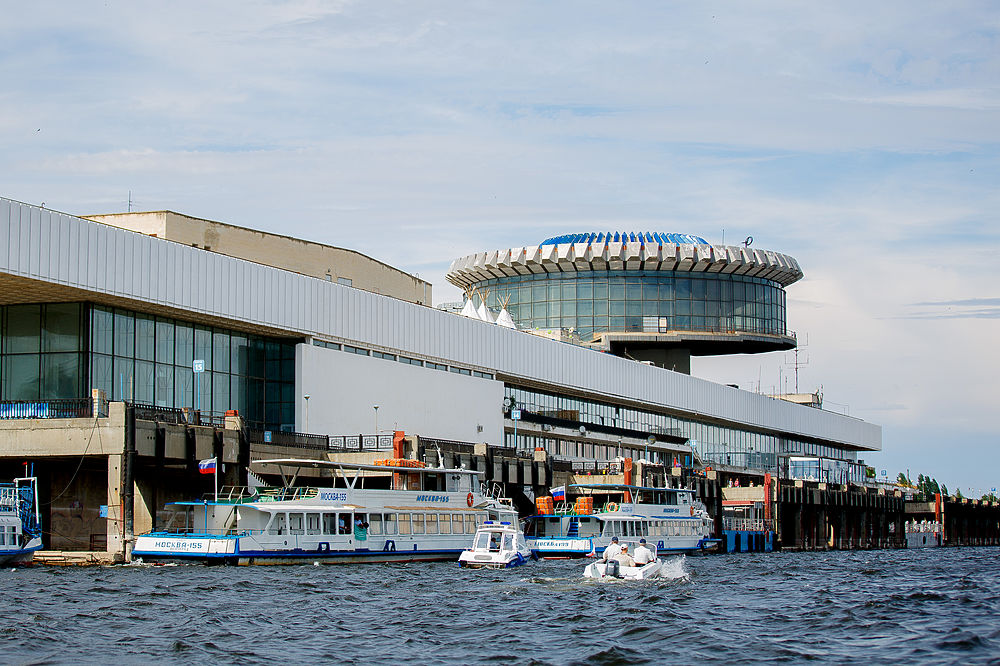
xmin=722 ymin=517 xmax=767 ymax=532
xmin=0 ymin=399 xmax=93 ymax=420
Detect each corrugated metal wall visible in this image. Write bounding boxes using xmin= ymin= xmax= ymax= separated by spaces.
xmin=0 ymin=197 xmax=881 ymax=451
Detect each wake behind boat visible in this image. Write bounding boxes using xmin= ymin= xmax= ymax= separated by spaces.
xmin=134 ymin=458 xmax=490 ymax=565
xmin=0 ymin=475 xmax=42 ymax=566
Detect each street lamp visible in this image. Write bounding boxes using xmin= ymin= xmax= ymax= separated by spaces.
xmin=373 ymin=405 xmax=379 ymax=434
xmin=303 ymin=394 xmax=310 ymax=433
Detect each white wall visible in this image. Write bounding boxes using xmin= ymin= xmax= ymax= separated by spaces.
xmin=297 ymin=343 xmax=504 ymax=445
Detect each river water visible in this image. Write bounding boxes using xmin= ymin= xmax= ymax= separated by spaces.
xmin=3 ymin=547 xmax=998 ymax=664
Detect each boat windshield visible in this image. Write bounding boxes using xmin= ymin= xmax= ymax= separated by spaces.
xmin=475 ymin=530 xmax=503 ymax=551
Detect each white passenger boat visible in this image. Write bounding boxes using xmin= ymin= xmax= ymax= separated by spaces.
xmin=583 ymin=558 xmax=663 ymax=580
xmin=905 ymin=520 xmax=942 ymax=548
xmin=524 ymin=483 xmax=718 ymax=558
xmin=458 ymin=490 xmax=533 ymax=569
xmin=133 ymin=458 xmax=490 ymax=565
xmin=0 ymin=476 xmax=43 ymax=566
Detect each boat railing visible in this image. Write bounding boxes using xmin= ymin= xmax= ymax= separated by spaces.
xmin=722 ymin=517 xmax=767 ymax=531
xmin=194 ymin=485 xmax=322 ymax=503
xmin=0 ymin=486 xmax=16 ymax=512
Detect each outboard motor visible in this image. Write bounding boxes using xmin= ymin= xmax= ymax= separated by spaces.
xmin=606 ymin=559 xmax=621 ymax=578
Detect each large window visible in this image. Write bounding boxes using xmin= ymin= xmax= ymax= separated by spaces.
xmin=88 ymin=305 xmax=297 ymax=429
xmin=0 ymin=304 xmax=85 ymax=401
xmin=503 ymin=384 xmax=862 ymax=480
xmin=474 ymin=271 xmax=787 ymax=341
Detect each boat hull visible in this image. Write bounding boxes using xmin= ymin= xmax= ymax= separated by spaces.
xmin=583 ymin=560 xmax=663 ymax=580
xmin=133 ymin=534 xmax=470 ymax=565
xmin=0 ymin=538 xmax=42 ymax=566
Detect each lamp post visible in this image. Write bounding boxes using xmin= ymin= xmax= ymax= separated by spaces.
xmin=373 ymin=404 xmax=379 ymax=434
xmin=303 ymin=394 xmax=310 ymax=433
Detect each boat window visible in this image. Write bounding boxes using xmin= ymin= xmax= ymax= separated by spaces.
xmin=338 ymin=513 xmax=350 ymax=534
xmin=307 ymin=513 xmax=321 ymax=535
xmin=474 ymin=531 xmax=490 ymax=550
xmin=0 ymin=529 xmax=4 ymax=546
xmin=323 ymin=512 xmax=336 ymax=535
xmin=398 ymin=514 xmax=411 ymax=535
xmin=369 ymin=514 xmax=383 ymax=536
xmin=411 ymin=513 xmax=424 ymax=534
xmin=452 ymin=514 xmax=463 ymax=534
xmin=438 ymin=514 xmax=451 ymax=534
xmin=502 ymin=533 xmax=514 ymax=551
xmin=665 ymin=493 xmax=677 ymax=505
xmin=427 ymin=514 xmax=439 ymax=534
xmin=464 ymin=514 xmax=478 ymax=534
xmin=268 ymin=513 xmax=286 ymax=535
xmin=289 ymin=513 xmax=304 ymax=535
xmin=488 ymin=532 xmax=501 ymax=552
xmin=384 ymin=513 xmax=397 ymax=535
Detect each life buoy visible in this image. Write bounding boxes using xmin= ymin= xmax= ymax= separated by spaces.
xmin=466 ymin=492 xmax=474 ymax=507
xmin=605 ymin=502 xmax=619 ymax=512
xmin=690 ymin=506 xmax=695 ymax=516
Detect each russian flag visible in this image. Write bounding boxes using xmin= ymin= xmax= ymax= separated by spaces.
xmin=198 ymin=458 xmax=217 ymax=474
xmin=551 ymin=485 xmax=566 ymax=501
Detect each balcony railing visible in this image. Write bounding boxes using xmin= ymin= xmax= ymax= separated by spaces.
xmin=0 ymin=399 xmax=93 ymax=420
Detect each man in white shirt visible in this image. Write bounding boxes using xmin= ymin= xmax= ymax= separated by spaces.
xmin=614 ymin=543 xmax=635 ymax=567
xmin=633 ymin=538 xmax=656 ymax=565
xmin=601 ymin=536 xmax=622 ymax=561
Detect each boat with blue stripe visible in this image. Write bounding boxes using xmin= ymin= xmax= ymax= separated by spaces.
xmin=0 ymin=475 xmax=42 ymax=566
xmin=524 ymin=483 xmax=719 ymax=558
xmin=133 ymin=458 xmax=490 ymax=565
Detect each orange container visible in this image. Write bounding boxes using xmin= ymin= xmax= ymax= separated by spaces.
xmin=535 ymin=496 xmax=554 ymax=515
xmin=574 ymin=496 xmax=594 ymax=515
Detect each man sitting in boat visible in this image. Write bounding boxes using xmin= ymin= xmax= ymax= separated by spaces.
xmin=633 ymin=538 xmax=656 ymax=565
xmin=602 ymin=536 xmax=622 ymax=561
xmin=613 ymin=543 xmax=635 ymax=567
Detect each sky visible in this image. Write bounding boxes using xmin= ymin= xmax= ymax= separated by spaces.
xmin=2 ymin=1 xmax=998 ymax=495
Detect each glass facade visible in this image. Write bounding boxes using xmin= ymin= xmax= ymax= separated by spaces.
xmin=0 ymin=304 xmax=86 ymax=401
xmin=476 ymin=271 xmax=787 ymax=341
xmin=89 ymin=305 xmax=297 ymax=429
xmin=504 ymin=385 xmax=865 ymax=484
xmin=0 ymin=302 xmax=297 ymax=430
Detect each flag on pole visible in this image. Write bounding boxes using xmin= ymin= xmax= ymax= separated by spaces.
xmin=551 ymin=485 xmax=566 ymax=501
xmin=198 ymin=458 xmax=217 ymax=474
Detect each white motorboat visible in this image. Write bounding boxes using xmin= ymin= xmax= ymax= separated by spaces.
xmin=583 ymin=558 xmax=663 ymax=580
xmin=134 ymin=458 xmax=491 ymax=565
xmin=458 ymin=519 xmax=533 ymax=569
xmin=0 ymin=476 xmax=42 ymax=566
xmin=459 ymin=486 xmax=533 ymax=569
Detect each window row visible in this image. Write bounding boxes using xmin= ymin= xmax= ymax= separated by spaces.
xmin=311 ymin=340 xmax=494 ymax=379
xmin=265 ymin=511 xmax=486 ymax=536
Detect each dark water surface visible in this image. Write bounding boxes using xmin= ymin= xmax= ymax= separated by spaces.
xmin=3 ymin=548 xmax=998 ymax=664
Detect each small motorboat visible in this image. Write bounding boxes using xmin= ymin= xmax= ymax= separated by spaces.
xmin=459 ymin=485 xmax=533 ymax=569
xmin=458 ymin=519 xmax=533 ymax=569
xmin=583 ymin=558 xmax=663 ymax=580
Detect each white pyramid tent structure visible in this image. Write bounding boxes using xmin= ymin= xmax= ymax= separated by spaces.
xmin=496 ymin=293 xmax=517 ymax=329
xmin=460 ymin=288 xmax=479 ymax=319
xmin=477 ymin=288 xmax=496 ymax=323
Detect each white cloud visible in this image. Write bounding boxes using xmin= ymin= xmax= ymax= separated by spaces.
xmin=2 ymin=0 xmax=999 ymax=491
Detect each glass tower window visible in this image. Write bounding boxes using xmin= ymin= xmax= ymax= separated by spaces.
xmin=475 ymin=271 xmax=787 ymax=341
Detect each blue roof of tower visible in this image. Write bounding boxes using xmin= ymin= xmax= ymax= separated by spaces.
xmin=540 ymin=232 xmax=709 ymax=246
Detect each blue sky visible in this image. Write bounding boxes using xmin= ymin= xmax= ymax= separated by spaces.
xmin=2 ymin=1 xmax=998 ymax=495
